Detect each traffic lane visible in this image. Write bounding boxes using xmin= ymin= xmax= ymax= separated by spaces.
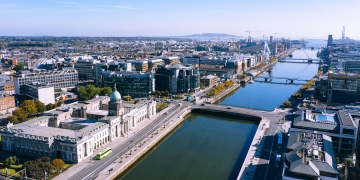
xmin=70 ymin=106 xmax=185 ymax=180
xmin=252 ymin=134 xmax=276 ymax=180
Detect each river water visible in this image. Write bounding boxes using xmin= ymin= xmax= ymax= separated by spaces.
xmin=117 ymin=48 xmax=320 ymax=180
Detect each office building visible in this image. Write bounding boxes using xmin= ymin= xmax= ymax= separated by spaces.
xmin=327 ymin=72 xmax=360 ymax=105
xmin=74 ymin=60 xmax=100 ymax=81
xmin=200 ymin=75 xmax=219 ymax=87
xmin=23 ymin=83 xmax=55 ymax=105
xmin=13 ymin=69 xmax=78 ymax=95
xmin=101 ymin=71 xmax=155 ymax=98
xmin=155 ymin=64 xmax=200 ymax=94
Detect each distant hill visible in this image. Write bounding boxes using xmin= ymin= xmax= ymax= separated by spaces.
xmin=177 ymin=33 xmax=241 ymax=37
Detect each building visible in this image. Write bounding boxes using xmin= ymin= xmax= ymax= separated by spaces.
xmin=147 ymin=59 xmax=164 ymax=72
xmin=74 ymin=60 xmax=100 ymax=81
xmin=200 ymin=75 xmax=219 ymax=87
xmin=13 ymin=69 xmax=78 ymax=95
xmin=155 ymin=64 xmax=200 ymax=94
xmin=283 ymin=131 xmax=338 ymax=179
xmin=290 ymin=109 xmax=359 ymax=158
xmin=101 ymin=71 xmax=155 ymax=98
xmin=327 ymin=72 xmax=360 ymax=105
xmin=182 ymin=56 xmax=200 ymax=67
xmin=128 ymin=60 xmax=148 ymax=72
xmin=343 ymin=60 xmax=360 ymax=72
xmin=23 ymin=83 xmax=55 ymax=105
xmin=0 ymin=95 xmax=15 ymax=113
xmin=0 ymin=82 xmax=15 ymax=95
xmin=0 ymin=89 xmax=156 ymax=163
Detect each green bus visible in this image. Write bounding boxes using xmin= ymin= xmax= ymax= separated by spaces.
xmin=96 ymin=147 xmax=112 ymax=160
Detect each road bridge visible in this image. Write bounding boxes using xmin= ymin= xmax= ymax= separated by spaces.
xmin=192 ymin=104 xmax=287 ymax=180
xmin=257 ymin=76 xmax=310 ymax=83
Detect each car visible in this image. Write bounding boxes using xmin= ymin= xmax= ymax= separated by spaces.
xmin=201 ymin=103 xmax=205 ymax=106
xmin=226 ymin=106 xmax=232 ymax=109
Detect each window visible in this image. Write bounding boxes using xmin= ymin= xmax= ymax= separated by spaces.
xmin=342 ymin=128 xmax=354 ymax=135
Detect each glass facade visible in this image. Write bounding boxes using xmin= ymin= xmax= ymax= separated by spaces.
xmin=102 ymin=72 xmax=154 ymax=98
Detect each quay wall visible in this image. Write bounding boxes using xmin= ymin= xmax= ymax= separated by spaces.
xmin=104 ymin=108 xmax=192 ymax=180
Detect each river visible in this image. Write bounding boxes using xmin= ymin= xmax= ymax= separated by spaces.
xmin=116 ymin=48 xmax=321 ymax=180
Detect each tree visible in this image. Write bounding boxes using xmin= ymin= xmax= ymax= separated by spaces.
xmin=7 ymin=115 xmax=18 ymax=124
xmin=77 ymin=85 xmax=102 ymax=101
xmin=4 ymin=156 xmax=17 ymax=167
xmin=283 ymin=100 xmax=292 ymax=108
xmin=24 ymin=157 xmax=53 ymax=179
xmin=200 ymin=82 xmax=205 ymax=89
xmin=57 ymin=100 xmax=63 ymax=107
xmin=164 ymin=91 xmax=170 ymax=97
xmin=52 ymin=159 xmax=65 ymax=173
xmin=34 ymin=99 xmax=46 ymax=113
xmin=134 ymin=99 xmax=140 ymax=104
xmin=13 ymin=63 xmax=25 ymax=71
xmin=46 ymin=103 xmax=57 ymax=110
xmin=20 ymin=100 xmax=37 ymax=115
xmin=100 ymin=86 xmax=112 ymax=96
xmin=12 ymin=108 xmax=28 ymax=122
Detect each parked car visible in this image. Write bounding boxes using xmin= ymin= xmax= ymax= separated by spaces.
xmin=226 ymin=106 xmax=232 ymax=109
xmin=201 ymin=103 xmax=205 ymax=106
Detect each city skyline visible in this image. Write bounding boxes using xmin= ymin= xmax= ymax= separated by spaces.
xmin=1 ymin=0 xmax=360 ymax=39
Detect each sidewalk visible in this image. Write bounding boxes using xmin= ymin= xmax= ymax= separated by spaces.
xmin=237 ymin=118 xmax=270 ymax=180
xmin=59 ymin=103 xmax=177 ymax=180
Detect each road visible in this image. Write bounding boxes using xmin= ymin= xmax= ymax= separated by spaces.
xmin=69 ymin=104 xmax=186 ymax=180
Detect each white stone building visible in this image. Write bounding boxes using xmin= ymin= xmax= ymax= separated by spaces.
xmin=0 ymin=87 xmax=156 ymax=163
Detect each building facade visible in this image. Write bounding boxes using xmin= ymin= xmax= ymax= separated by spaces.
xmin=13 ymin=69 xmax=78 ymax=95
xmin=74 ymin=60 xmax=100 ymax=81
xmin=0 ymin=90 xmax=156 ymax=163
xmin=101 ymin=71 xmax=155 ymax=98
xmin=0 ymin=95 xmax=15 ymax=111
xmin=23 ymin=83 xmax=55 ymax=105
xmin=200 ymin=75 xmax=219 ymax=87
xmin=155 ymin=64 xmax=200 ymax=94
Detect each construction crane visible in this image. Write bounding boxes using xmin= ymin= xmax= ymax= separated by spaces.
xmin=245 ymin=30 xmax=260 ymax=42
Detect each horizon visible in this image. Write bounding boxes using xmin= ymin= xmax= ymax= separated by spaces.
xmin=1 ymin=0 xmax=359 ymax=39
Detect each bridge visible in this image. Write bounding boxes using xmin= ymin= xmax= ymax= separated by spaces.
xmin=192 ymin=104 xmax=287 ymax=180
xmin=257 ymin=76 xmax=310 ymax=83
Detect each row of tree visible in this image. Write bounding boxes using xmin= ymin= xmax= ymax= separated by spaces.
xmin=77 ymin=84 xmax=112 ymax=101
xmin=7 ymin=100 xmax=45 ymax=124
xmin=151 ymin=90 xmax=170 ymax=98
xmin=6 ymin=99 xmax=63 ymax=124
xmin=206 ymin=81 xmax=235 ymax=96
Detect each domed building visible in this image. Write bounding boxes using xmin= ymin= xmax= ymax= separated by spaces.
xmin=108 ymin=85 xmax=124 ymax=116
xmin=0 ymin=84 xmax=157 ymax=163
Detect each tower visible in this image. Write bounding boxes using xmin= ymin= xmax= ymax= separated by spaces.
xmin=327 ymin=35 xmax=333 ymax=47
xmin=108 ymin=84 xmax=124 ymax=116
xmin=342 ymin=26 xmax=345 ymax=40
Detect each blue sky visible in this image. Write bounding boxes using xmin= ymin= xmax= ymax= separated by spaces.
xmin=1 ymin=0 xmax=360 ymax=39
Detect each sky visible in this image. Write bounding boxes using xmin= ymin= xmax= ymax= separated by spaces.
xmin=1 ymin=0 xmax=360 ymax=39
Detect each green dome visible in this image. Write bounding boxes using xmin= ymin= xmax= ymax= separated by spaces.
xmin=110 ymin=90 xmax=121 ymax=100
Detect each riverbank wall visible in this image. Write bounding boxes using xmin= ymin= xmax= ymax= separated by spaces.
xmin=100 ymin=108 xmax=192 ymax=180
xmin=207 ymin=83 xmax=240 ymax=104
